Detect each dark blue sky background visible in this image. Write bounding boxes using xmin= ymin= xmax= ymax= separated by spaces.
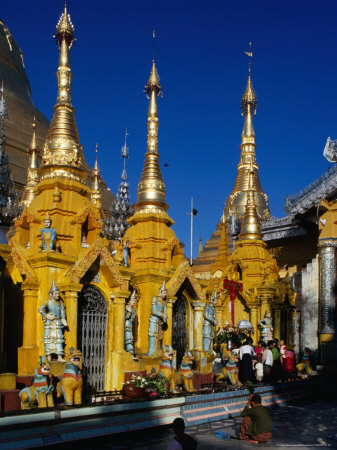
xmin=2 ymin=0 xmax=337 ymax=258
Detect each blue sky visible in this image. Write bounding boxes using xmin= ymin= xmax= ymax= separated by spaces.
xmin=2 ymin=0 xmax=337 ymax=258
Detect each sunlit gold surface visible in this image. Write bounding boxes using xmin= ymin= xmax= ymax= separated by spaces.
xmin=239 ymin=161 xmax=263 ymax=240
xmin=135 ymin=61 xmax=168 ymax=215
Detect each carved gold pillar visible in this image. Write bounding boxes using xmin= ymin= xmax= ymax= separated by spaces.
xmin=62 ymin=285 xmax=82 ymax=351
xmin=109 ymin=289 xmax=130 ymax=392
xmin=318 ymin=239 xmax=337 ymax=364
xmin=113 ymin=291 xmax=130 ymax=352
xmin=273 ymin=307 xmax=281 ymax=341
xmin=163 ymin=297 xmax=175 ymax=347
xmin=18 ymin=281 xmax=39 ymax=375
xmin=249 ymin=303 xmax=259 ymax=345
xmin=192 ymin=301 xmax=205 ymax=351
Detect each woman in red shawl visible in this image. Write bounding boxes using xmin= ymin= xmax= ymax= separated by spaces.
xmin=284 ymin=348 xmax=296 ymax=378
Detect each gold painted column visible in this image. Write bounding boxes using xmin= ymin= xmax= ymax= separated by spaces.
xmin=249 ymin=303 xmax=259 ymax=345
xmin=109 ymin=289 xmax=130 ymax=391
xmin=61 ymin=284 xmax=82 ymax=351
xmin=163 ymin=297 xmax=175 ymax=347
xmin=192 ymin=301 xmax=205 ymax=351
xmin=18 ymin=281 xmax=39 ymax=375
xmin=273 ymin=307 xmax=281 ymax=341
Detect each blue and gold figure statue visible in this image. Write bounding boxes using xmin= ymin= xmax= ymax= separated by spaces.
xmin=258 ymin=310 xmax=273 ymax=341
xmin=39 ymin=281 xmax=67 ymax=361
xmin=147 ymin=281 xmax=168 ymax=356
xmin=40 ymin=213 xmax=57 ymax=251
xmin=125 ymin=290 xmax=137 ymax=354
xmin=203 ymin=291 xmax=218 ymax=353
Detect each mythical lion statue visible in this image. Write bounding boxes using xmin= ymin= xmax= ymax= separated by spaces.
xmin=159 ymin=345 xmax=177 ymax=393
xmin=215 ymin=351 xmax=241 ymax=386
xmin=19 ymin=356 xmax=54 ymax=409
xmin=175 ymin=351 xmax=196 ymax=393
xmin=50 ymin=347 xmax=83 ymax=406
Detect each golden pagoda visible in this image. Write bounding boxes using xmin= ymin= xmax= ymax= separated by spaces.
xmin=194 ymin=46 xmax=270 ymax=278
xmin=225 ymin=44 xmax=270 ymax=221
xmin=123 ymin=46 xmax=211 ymax=375
xmin=6 ymin=3 xmax=130 ymax=390
xmin=214 ymin=160 xmax=296 ymax=343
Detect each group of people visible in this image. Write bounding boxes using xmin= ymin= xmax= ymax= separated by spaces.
xmin=238 ymin=337 xmax=297 ymax=385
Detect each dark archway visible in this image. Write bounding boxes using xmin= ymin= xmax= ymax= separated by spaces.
xmin=172 ymin=295 xmax=187 ymax=368
xmin=78 ymin=285 xmax=107 ymax=392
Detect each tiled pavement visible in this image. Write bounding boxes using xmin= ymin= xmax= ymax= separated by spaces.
xmin=54 ymin=397 xmax=337 ymax=449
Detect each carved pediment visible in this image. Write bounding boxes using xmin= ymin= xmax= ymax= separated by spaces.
xmin=65 ymin=237 xmax=127 ymax=289
xmin=166 ymin=261 xmax=205 ymax=300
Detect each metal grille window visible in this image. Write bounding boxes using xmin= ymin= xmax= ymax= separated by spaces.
xmin=78 ymin=285 xmax=107 ymax=392
xmin=172 ymin=296 xmax=187 ymax=368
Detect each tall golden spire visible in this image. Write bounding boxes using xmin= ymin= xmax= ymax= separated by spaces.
xmin=239 ymin=160 xmax=262 ymax=240
xmin=40 ymin=1 xmax=86 ymax=183
xmin=20 ymin=117 xmax=40 ymax=207
xmin=91 ymin=143 xmax=101 ymax=206
xmin=134 ymin=31 xmax=168 ymax=215
xmin=225 ymin=43 xmax=270 ymax=221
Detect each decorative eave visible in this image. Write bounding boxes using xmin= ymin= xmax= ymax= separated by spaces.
xmin=284 ymin=164 xmax=337 ymax=215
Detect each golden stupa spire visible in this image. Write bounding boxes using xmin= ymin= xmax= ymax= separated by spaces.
xmin=19 ymin=117 xmax=40 ymax=207
xmin=134 ymin=31 xmax=168 ymax=215
xmin=91 ymin=143 xmax=101 ymax=206
xmin=239 ymin=159 xmax=262 ymax=240
xmin=225 ymin=43 xmax=270 ymax=221
xmin=40 ymin=1 xmax=85 ymax=183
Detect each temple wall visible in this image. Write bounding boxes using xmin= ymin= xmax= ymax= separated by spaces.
xmin=294 ymin=256 xmax=319 ymax=357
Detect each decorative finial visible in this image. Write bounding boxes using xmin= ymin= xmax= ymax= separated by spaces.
xmin=145 ymin=31 xmax=162 ymax=96
xmin=121 ymin=129 xmax=129 ymax=160
xmin=244 ymin=42 xmax=253 ymax=74
xmin=153 ymin=29 xmax=155 ymax=62
xmin=41 ymin=1 xmax=85 ymax=183
xmin=54 ymin=0 xmax=75 ymax=47
xmin=91 ymin=143 xmax=101 ymax=206
xmin=19 ymin=116 xmax=40 ymax=208
xmin=241 ymin=43 xmax=257 ymax=117
xmin=106 ymin=129 xmax=134 ymax=239
xmin=95 ymin=142 xmax=98 ymax=161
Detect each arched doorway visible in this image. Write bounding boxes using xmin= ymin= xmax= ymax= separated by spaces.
xmin=172 ymin=295 xmax=187 ymax=368
xmin=78 ymin=285 xmax=107 ymax=392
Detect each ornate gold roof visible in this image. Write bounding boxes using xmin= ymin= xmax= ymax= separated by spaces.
xmin=134 ymin=58 xmax=167 ymax=215
xmin=40 ymin=2 xmax=85 ymax=183
xmin=225 ymin=48 xmax=270 ymax=221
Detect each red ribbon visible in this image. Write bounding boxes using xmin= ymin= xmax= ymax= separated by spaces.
xmin=221 ymin=279 xmax=243 ymax=326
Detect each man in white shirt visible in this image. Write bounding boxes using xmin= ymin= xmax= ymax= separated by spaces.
xmin=261 ymin=342 xmax=273 ymax=379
